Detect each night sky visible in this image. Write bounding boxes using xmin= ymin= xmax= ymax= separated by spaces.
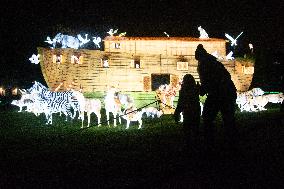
xmin=0 ymin=0 xmax=283 ymax=87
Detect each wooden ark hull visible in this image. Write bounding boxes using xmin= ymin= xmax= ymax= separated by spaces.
xmin=38 ymin=47 xmax=254 ymax=92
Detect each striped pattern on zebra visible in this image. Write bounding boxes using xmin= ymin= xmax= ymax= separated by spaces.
xmin=27 ymin=81 xmax=85 ymax=125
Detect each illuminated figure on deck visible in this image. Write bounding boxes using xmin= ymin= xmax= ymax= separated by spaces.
xmin=225 ymin=32 xmax=243 ymax=47
xmin=45 ymin=33 xmax=92 ymax=49
xmin=226 ymin=51 xmax=234 ymax=60
xmin=77 ymin=34 xmax=90 ymax=47
xmin=198 ymin=26 xmax=209 ymax=39
xmin=107 ymin=29 xmax=118 ymax=36
xmin=92 ymin=37 xmax=102 ymax=48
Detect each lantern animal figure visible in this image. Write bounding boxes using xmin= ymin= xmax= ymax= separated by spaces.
xmin=156 ymin=84 xmax=167 ymax=108
xmin=34 ymin=94 xmax=74 ymax=125
xmin=48 ymin=33 xmax=80 ymax=49
xmin=27 ymin=81 xmax=85 ymax=125
xmin=92 ymin=37 xmax=102 ymax=48
xmin=225 ymin=32 xmax=243 ymax=47
xmin=236 ymin=88 xmax=265 ymax=112
xmin=141 ymin=107 xmax=163 ymax=118
xmin=114 ymin=91 xmax=134 ymax=110
xmin=45 ymin=36 xmax=56 ymax=48
xmin=107 ymin=29 xmax=118 ymax=36
xmin=226 ymin=51 xmax=234 ymax=60
xmin=77 ymin=34 xmax=90 ymax=47
xmin=118 ymin=32 xmax=127 ymax=37
xmin=59 ymin=34 xmax=80 ymax=49
xmin=156 ymin=84 xmax=177 ymax=110
xmin=11 ymin=89 xmax=34 ymax=112
xmin=104 ymin=87 xmax=122 ymax=127
xmin=211 ymin=51 xmax=222 ymax=60
xmin=250 ymin=88 xmax=265 ymax=96
xmin=122 ymin=106 xmax=143 ymax=129
xmin=84 ymin=98 xmax=102 ymax=128
xmin=236 ymin=92 xmax=256 ymax=112
xmin=251 ymin=93 xmax=284 ymax=111
xmin=29 ymin=54 xmax=40 ymax=64
xmin=198 ymin=26 xmax=209 ymax=39
xmin=11 ymin=99 xmax=34 ymax=112
xmin=165 ymin=84 xmax=177 ymax=108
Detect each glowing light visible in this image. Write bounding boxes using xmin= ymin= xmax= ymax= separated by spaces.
xmin=26 ymin=81 xmax=85 ymax=125
xmin=225 ymin=32 xmax=243 ymax=46
xmin=107 ymin=29 xmax=118 ymax=36
xmin=92 ymin=37 xmax=102 ymax=48
xmin=71 ymin=55 xmax=83 ymax=64
xmin=211 ymin=51 xmax=223 ymax=60
xmin=46 ymin=33 xmax=80 ymax=49
xmin=0 ymin=87 xmax=5 ymax=96
xmin=54 ymin=82 xmax=63 ymax=92
xmin=104 ymin=86 xmax=122 ymax=126
xmin=12 ymin=88 xmax=18 ymax=95
xmin=164 ymin=32 xmax=169 ymax=37
xmin=77 ymin=34 xmax=90 ymax=47
xmin=198 ymin=26 xmax=209 ymax=39
xmin=29 ymin=54 xmax=40 ymax=64
xmin=101 ymin=59 xmax=109 ymax=68
xmin=118 ymin=32 xmax=126 ymax=37
xmin=237 ymin=91 xmax=284 ymax=112
xmin=249 ymin=43 xmax=254 ymax=53
xmin=156 ymin=84 xmax=178 ymax=110
xmin=53 ymin=55 xmax=62 ymax=64
xmin=226 ymin=51 xmax=234 ymax=60
xmin=122 ymin=106 xmax=143 ymax=129
xmin=141 ymin=107 xmax=163 ymax=118
xmin=84 ymin=98 xmax=102 ymax=128
xmin=237 ymin=88 xmax=264 ymax=112
xmin=45 ymin=36 xmax=54 ymax=45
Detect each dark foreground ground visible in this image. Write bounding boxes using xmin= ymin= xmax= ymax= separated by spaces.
xmin=0 ymin=106 xmax=284 ymax=188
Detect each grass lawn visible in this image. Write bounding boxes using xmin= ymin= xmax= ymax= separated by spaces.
xmin=0 ymin=98 xmax=284 ymax=188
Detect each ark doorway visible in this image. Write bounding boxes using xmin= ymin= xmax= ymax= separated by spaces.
xmin=151 ymin=74 xmax=170 ymax=91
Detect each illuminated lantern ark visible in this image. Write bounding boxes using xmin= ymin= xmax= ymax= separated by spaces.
xmin=38 ymin=36 xmax=254 ymax=92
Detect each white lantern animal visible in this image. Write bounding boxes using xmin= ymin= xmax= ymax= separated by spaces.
xmin=83 ymin=98 xmax=102 ymax=128
xmin=46 ymin=33 xmax=80 ymax=49
xmin=107 ymin=29 xmax=118 ymax=36
xmin=104 ymin=87 xmax=122 ymax=127
xmin=92 ymin=37 xmax=102 ymax=48
xmin=226 ymin=51 xmax=234 ymax=60
xmin=122 ymin=106 xmax=143 ymax=129
xmin=225 ymin=32 xmax=243 ymax=47
xmin=141 ymin=107 xmax=163 ymax=118
xmin=118 ymin=32 xmax=127 ymax=37
xmin=198 ymin=26 xmax=209 ymax=39
xmin=77 ymin=34 xmax=90 ymax=47
xmin=29 ymin=54 xmax=40 ymax=64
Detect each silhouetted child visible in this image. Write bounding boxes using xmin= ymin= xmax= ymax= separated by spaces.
xmin=174 ymin=74 xmax=201 ymax=147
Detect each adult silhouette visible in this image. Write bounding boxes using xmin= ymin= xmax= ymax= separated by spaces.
xmin=195 ymin=44 xmax=238 ymax=148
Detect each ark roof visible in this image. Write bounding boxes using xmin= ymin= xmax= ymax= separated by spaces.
xmin=104 ymin=36 xmax=225 ymax=41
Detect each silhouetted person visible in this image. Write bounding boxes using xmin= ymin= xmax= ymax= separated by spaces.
xmin=174 ymin=74 xmax=201 ymax=147
xmin=195 ymin=44 xmax=238 ymax=149
xmin=281 ymin=77 xmax=284 ymax=112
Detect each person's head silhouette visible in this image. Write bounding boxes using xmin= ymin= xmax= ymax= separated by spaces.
xmin=182 ymin=74 xmax=196 ymax=88
xmin=195 ymin=44 xmax=207 ymax=61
